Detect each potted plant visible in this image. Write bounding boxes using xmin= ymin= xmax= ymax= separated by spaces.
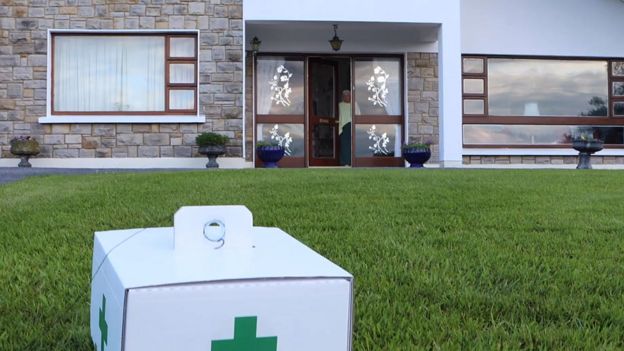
xmin=256 ymin=141 xmax=285 ymax=168
xmin=572 ymin=133 xmax=603 ymax=169
xmin=195 ymin=132 xmax=229 ymax=168
xmin=10 ymin=136 xmax=40 ymax=168
xmin=402 ymin=141 xmax=432 ymax=168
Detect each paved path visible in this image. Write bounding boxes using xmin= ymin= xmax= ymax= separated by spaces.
xmin=0 ymin=168 xmax=186 ymax=185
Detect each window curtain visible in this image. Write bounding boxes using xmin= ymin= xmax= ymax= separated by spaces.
xmin=54 ymin=36 xmax=165 ymax=112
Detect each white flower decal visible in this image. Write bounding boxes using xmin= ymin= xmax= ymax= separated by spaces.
xmin=367 ymin=125 xmax=391 ymax=156
xmin=366 ymin=66 xmax=390 ymax=107
xmin=270 ymin=124 xmax=293 ymax=156
xmin=269 ymin=65 xmax=293 ymax=107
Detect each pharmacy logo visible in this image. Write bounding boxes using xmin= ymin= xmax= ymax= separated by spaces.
xmin=99 ymin=295 xmax=108 ymax=351
xmin=212 ymin=316 xmax=278 ymax=351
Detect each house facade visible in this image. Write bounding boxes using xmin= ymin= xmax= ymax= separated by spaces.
xmin=0 ymin=0 xmax=622 ymax=168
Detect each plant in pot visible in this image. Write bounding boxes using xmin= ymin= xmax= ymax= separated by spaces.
xmin=256 ymin=140 xmax=285 ymax=168
xmin=196 ymin=132 xmax=229 ymax=168
xmin=402 ymin=140 xmax=432 ymax=168
xmin=10 ymin=136 xmax=40 ymax=168
xmin=572 ymin=132 xmax=603 ymax=169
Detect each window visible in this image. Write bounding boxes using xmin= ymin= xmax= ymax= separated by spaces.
xmin=52 ymin=33 xmax=198 ymax=115
xmin=463 ymin=56 xmax=624 ymax=146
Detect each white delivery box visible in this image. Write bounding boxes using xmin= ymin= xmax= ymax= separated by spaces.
xmin=90 ymin=206 xmax=353 ymax=351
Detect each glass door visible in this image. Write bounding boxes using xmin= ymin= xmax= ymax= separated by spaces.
xmin=352 ymin=56 xmax=404 ymax=167
xmin=308 ymin=59 xmax=340 ymax=166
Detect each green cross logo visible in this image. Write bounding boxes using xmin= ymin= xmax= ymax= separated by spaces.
xmin=99 ymin=295 xmax=108 ymax=351
xmin=212 ymin=316 xmax=278 ymax=351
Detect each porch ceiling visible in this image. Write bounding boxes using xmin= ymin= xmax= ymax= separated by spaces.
xmin=246 ymin=21 xmax=440 ymax=53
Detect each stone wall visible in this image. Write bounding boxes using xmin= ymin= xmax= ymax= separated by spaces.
xmin=463 ymin=155 xmax=624 ymax=165
xmin=406 ymin=52 xmax=439 ymax=162
xmin=0 ymin=0 xmax=243 ymax=159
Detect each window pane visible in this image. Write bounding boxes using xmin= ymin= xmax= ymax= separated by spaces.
xmin=613 ymin=82 xmax=624 ymax=97
xmin=354 ymin=124 xmax=402 ymax=157
xmin=613 ymin=62 xmax=624 ymax=77
xmin=256 ymin=123 xmax=304 ymax=157
xmin=170 ymin=37 xmax=195 ymax=57
xmin=488 ymin=59 xmax=608 ymax=116
xmin=354 ymin=58 xmax=402 ymax=116
xmin=170 ymin=63 xmax=195 ymax=84
xmin=169 ymin=90 xmax=194 ymax=110
xmin=463 ymin=125 xmax=624 ymax=145
xmin=54 ymin=36 xmax=165 ymax=112
xmin=464 ymin=99 xmax=484 ymax=114
xmin=615 ymin=102 xmax=624 ymax=116
xmin=256 ymin=57 xmax=304 ymax=115
xmin=463 ymin=79 xmax=484 ymax=94
xmin=463 ymin=58 xmax=484 ymax=74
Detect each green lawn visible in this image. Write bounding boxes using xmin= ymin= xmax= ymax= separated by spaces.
xmin=1 ymin=169 xmax=624 ymax=350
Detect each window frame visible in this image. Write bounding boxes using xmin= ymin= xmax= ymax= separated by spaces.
xmin=44 ymin=30 xmax=203 ymax=123
xmin=462 ymin=54 xmax=624 ymax=148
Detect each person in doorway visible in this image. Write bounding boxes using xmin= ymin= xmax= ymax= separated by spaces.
xmin=339 ymin=90 xmax=352 ymax=166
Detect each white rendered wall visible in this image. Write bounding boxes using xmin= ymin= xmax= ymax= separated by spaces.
xmin=462 ymin=0 xmax=624 ymax=57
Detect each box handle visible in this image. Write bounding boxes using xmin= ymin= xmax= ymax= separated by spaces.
xmin=174 ymin=206 xmax=253 ymax=252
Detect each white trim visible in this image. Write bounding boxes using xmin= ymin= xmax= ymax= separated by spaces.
xmin=46 ymin=29 xmax=202 ymax=123
xmin=464 ymin=148 xmax=624 ymax=156
xmin=38 ymin=115 xmax=206 ymax=124
xmin=0 ymin=157 xmax=252 ymax=169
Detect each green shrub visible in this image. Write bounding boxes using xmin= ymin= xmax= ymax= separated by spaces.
xmin=195 ymin=132 xmax=229 ymax=146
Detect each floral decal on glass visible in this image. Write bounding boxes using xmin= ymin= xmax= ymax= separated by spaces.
xmin=269 ymin=65 xmax=293 ymax=106
xmin=613 ymin=62 xmax=624 ymax=77
xmin=367 ymin=125 xmax=392 ymax=156
xmin=366 ymin=66 xmax=390 ymax=107
xmin=270 ymin=124 xmax=293 ymax=156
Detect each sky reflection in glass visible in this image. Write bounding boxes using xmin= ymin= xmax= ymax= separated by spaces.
xmin=488 ymin=59 xmax=608 ymax=117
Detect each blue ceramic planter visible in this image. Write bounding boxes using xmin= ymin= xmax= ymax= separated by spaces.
xmin=256 ymin=146 xmax=285 ymax=168
xmin=403 ymin=148 xmax=431 ymax=168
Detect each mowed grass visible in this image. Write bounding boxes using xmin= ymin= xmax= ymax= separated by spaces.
xmin=1 ymin=169 xmax=624 ymax=350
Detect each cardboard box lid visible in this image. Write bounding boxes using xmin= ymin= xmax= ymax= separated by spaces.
xmin=93 ymin=206 xmax=352 ymax=289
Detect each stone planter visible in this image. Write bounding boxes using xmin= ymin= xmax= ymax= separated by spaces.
xmin=256 ymin=146 xmax=285 ymax=168
xmin=198 ymin=145 xmax=226 ymax=169
xmin=403 ymin=148 xmax=431 ymax=168
xmin=10 ymin=140 xmax=40 ymax=168
xmin=572 ymin=140 xmax=603 ymax=169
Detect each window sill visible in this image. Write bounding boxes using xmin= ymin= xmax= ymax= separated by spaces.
xmin=38 ymin=115 xmax=206 ymax=124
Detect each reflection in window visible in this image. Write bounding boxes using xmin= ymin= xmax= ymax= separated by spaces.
xmin=613 ymin=62 xmax=624 ymax=77
xmin=464 ymin=99 xmax=484 ymax=115
xmin=463 ymin=58 xmax=484 ymax=74
xmin=615 ymin=102 xmax=624 ymax=117
xmin=614 ymin=82 xmax=624 ymax=96
xmin=256 ymin=57 xmax=304 ymax=115
xmin=488 ymin=59 xmax=608 ymax=117
xmin=463 ymin=125 xmax=624 ymax=145
xmin=256 ymin=124 xmax=304 ymax=157
xmin=355 ymin=124 xmax=401 ymax=157
xmin=354 ymin=59 xmax=401 ymax=116
xmin=463 ymin=79 xmax=484 ymax=94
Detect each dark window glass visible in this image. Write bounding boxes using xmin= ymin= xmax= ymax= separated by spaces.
xmin=615 ymin=102 xmax=624 ymax=117
xmin=488 ymin=59 xmax=608 ymax=117
xmin=613 ymin=82 xmax=624 ymax=97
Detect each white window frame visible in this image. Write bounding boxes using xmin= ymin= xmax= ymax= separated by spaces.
xmin=40 ymin=29 xmax=205 ymax=124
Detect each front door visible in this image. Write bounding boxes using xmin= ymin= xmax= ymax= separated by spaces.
xmin=308 ymin=59 xmax=340 ymax=166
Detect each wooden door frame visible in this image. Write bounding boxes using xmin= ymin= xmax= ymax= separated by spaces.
xmin=253 ymin=53 xmax=405 ymax=168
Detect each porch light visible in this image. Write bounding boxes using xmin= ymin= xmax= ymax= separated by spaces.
xmin=250 ymin=36 xmax=261 ymax=53
xmin=329 ymin=24 xmax=343 ymax=51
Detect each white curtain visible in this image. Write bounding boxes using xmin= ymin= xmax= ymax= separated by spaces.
xmin=54 ymin=36 xmax=165 ymax=112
